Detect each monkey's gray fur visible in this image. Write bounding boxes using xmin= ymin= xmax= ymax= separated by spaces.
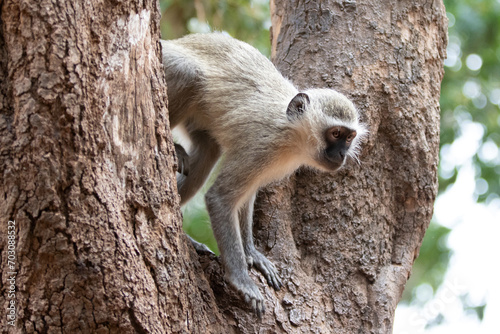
xmin=161 ymin=33 xmax=367 ymax=316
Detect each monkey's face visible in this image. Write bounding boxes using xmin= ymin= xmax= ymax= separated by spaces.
xmin=317 ymin=126 xmax=358 ymax=171
xmin=287 ymin=89 xmax=367 ymax=172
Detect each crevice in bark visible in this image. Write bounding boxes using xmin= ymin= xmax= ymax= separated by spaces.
xmin=128 ymin=306 xmax=149 ymax=334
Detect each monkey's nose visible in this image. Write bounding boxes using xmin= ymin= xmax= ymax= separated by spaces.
xmin=325 ymin=152 xmax=344 ymax=165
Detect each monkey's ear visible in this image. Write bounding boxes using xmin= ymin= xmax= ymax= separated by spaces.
xmin=286 ymin=93 xmax=310 ymax=121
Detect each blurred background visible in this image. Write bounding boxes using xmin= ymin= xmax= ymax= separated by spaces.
xmin=158 ymin=0 xmax=500 ymax=332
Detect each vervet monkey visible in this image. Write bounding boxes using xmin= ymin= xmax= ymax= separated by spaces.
xmin=161 ymin=33 xmax=367 ymax=316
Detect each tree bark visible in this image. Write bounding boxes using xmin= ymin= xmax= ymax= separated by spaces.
xmin=0 ymin=0 xmax=223 ymax=333
xmin=1 ymin=0 xmax=447 ymax=333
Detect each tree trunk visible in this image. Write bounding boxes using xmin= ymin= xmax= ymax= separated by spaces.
xmin=1 ymin=0 xmax=446 ymax=333
xmin=0 ymin=0 xmax=223 ymax=332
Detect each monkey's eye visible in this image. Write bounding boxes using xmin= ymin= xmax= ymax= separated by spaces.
xmin=326 ymin=127 xmax=343 ymax=142
xmin=346 ymin=131 xmax=357 ymax=143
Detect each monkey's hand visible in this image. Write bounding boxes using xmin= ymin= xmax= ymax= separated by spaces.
xmin=227 ymin=273 xmax=266 ymax=317
xmin=245 ymin=248 xmax=282 ymax=291
xmin=174 ymin=143 xmax=190 ymax=176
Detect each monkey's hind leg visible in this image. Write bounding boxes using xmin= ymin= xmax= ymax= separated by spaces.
xmin=177 ymin=130 xmax=220 ymax=206
xmin=240 ymin=195 xmax=282 ymax=291
xmin=205 ymin=169 xmax=266 ymax=316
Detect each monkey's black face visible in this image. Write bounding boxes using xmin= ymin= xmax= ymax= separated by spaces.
xmin=319 ymin=126 xmax=357 ymax=171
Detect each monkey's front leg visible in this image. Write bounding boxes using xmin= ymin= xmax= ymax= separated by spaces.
xmin=205 ymin=183 xmax=266 ymax=316
xmin=240 ymin=195 xmax=282 ymax=291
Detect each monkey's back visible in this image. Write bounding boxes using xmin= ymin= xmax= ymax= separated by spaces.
xmin=161 ymin=33 xmax=298 ymax=150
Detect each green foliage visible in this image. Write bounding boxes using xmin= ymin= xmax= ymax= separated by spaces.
xmin=439 ymin=0 xmax=500 ymax=202
xmin=159 ymin=0 xmax=271 ymax=55
xmin=182 ymin=192 xmax=220 ymax=254
xmin=400 ymin=222 xmax=452 ymax=303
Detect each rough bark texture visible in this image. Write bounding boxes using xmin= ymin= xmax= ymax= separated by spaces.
xmin=1 ymin=0 xmax=446 ymax=333
xmin=0 ymin=0 xmax=222 ymax=333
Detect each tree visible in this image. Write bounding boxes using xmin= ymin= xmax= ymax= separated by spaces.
xmin=0 ymin=0 xmax=447 ymax=333
xmin=0 ymin=0 xmax=220 ymax=332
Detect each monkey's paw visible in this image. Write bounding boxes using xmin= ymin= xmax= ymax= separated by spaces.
xmin=245 ymin=248 xmax=282 ymax=291
xmin=227 ymin=274 xmax=266 ymax=317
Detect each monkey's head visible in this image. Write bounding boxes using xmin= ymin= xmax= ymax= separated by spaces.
xmin=286 ymin=89 xmax=368 ymax=172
